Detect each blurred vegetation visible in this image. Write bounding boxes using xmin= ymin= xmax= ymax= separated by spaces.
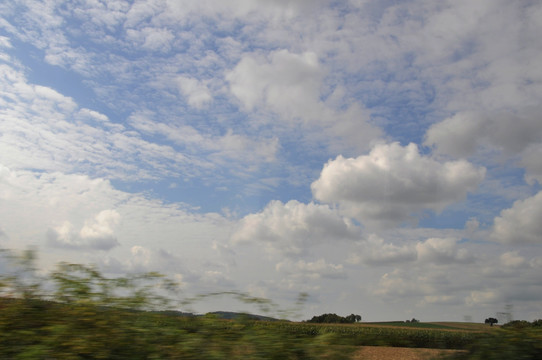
xmin=1 ymin=248 xmax=541 ymax=359
xmin=0 ymin=249 xmax=352 ymax=359
xmin=444 ymin=327 xmax=542 ymax=360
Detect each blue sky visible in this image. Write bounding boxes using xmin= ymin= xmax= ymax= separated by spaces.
xmin=1 ymin=0 xmax=542 ymax=322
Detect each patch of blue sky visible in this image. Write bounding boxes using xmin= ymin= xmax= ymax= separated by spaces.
xmin=419 ymin=164 xmax=536 ymax=231
xmin=112 ymin=167 xmax=309 ymax=217
xmin=339 ymin=71 xmax=438 ymax=147
xmin=5 ymin=37 xmax=98 ymax=107
xmin=418 ymin=204 xmax=486 ymax=230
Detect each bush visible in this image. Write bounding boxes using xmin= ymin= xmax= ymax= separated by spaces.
xmin=502 ymin=320 xmax=532 ymax=329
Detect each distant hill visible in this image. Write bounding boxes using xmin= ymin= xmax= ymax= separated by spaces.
xmin=205 ymin=311 xmax=284 ymax=321
xmin=150 ymin=310 xmax=196 ymax=317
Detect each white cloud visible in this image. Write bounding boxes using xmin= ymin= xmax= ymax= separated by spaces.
xmin=227 ymin=50 xmax=322 ymax=115
xmin=176 ymin=76 xmax=213 ymax=109
xmin=126 ymin=27 xmax=175 ymax=52
xmin=491 ymin=191 xmax=542 ymax=244
xmin=416 ymin=237 xmax=474 ymax=265
xmin=311 ymin=142 xmax=485 ymax=227
xmin=465 ymin=290 xmax=499 ymax=306
xmin=425 ymin=108 xmax=542 ymax=162
xmin=231 ymin=200 xmax=360 ymax=257
xmin=0 ymin=36 xmax=12 ymax=48
xmin=276 ymin=258 xmax=346 ymax=280
xmin=350 ymin=235 xmax=416 ymax=266
xmin=350 ymin=235 xmax=473 ymax=266
xmin=0 ymin=61 xmax=227 ymax=181
xmin=47 ymin=210 xmax=120 ymax=251
xmin=499 ymin=252 xmax=526 ymax=269
xmin=226 ymin=49 xmax=381 ymax=153
xmin=373 ymin=269 xmax=431 ymax=300
xmin=163 ymin=0 xmax=328 ymax=22
xmin=128 ymin=112 xmax=279 ymax=171
xmin=0 ymin=164 xmax=232 ymax=281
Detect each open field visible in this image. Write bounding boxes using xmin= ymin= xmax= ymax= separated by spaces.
xmin=352 ymin=346 xmax=466 ymax=360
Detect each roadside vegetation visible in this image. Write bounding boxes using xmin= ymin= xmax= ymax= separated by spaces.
xmin=0 ymin=249 xmax=540 ymax=359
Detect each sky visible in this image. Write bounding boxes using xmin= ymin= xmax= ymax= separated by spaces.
xmin=0 ymin=0 xmax=541 ymax=322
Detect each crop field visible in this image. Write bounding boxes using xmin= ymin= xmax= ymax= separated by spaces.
xmin=246 ymin=320 xmax=483 ymax=348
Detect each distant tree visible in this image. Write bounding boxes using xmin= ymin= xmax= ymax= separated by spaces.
xmin=410 ymin=318 xmax=419 ymax=323
xmin=485 ymin=317 xmax=498 ymax=326
xmin=345 ymin=314 xmax=362 ymax=323
xmin=307 ymin=313 xmax=361 ymax=324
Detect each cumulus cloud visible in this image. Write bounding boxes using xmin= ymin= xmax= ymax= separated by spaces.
xmin=226 ymin=49 xmax=381 ymax=153
xmin=231 ymin=200 xmax=360 ymax=256
xmin=311 ymin=142 xmax=485 ymax=227
xmin=491 ymin=191 xmax=542 ymax=244
xmin=227 ymin=50 xmax=322 ymax=115
xmin=47 ymin=210 xmax=120 ymax=251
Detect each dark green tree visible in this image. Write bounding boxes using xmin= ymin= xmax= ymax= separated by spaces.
xmin=485 ymin=317 xmax=498 ymax=326
xmin=307 ymin=313 xmax=361 ymax=324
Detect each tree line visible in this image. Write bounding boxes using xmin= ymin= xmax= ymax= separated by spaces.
xmin=306 ymin=313 xmax=362 ymax=324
